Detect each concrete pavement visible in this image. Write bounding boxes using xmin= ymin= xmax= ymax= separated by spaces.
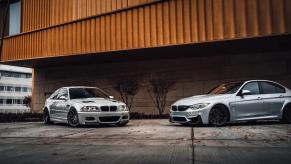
xmin=0 ymin=120 xmax=290 ymax=164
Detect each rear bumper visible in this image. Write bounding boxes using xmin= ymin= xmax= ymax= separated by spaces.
xmin=78 ymin=111 xmax=130 ymax=125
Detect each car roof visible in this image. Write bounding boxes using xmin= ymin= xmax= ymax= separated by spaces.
xmin=61 ymin=86 xmax=98 ymax=89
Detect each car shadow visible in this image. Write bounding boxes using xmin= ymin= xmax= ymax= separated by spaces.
xmin=170 ymin=120 xmax=287 ymax=128
xmin=43 ymin=122 xmax=133 ymax=128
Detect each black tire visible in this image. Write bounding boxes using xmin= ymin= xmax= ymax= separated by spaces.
xmin=116 ymin=121 xmax=129 ymax=127
xmin=209 ymin=105 xmax=229 ymax=126
xmin=43 ymin=109 xmax=53 ymax=124
xmin=180 ymin=123 xmax=189 ymax=126
xmin=282 ymin=105 xmax=291 ymax=123
xmin=67 ymin=108 xmax=79 ymax=127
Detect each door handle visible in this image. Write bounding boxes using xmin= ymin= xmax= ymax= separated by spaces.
xmin=257 ymin=97 xmax=262 ymax=100
xmin=279 ymin=95 xmax=284 ymax=98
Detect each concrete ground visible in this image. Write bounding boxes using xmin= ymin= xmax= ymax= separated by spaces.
xmin=0 ymin=120 xmax=291 ymax=164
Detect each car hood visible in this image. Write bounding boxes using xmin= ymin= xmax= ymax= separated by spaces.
xmin=173 ymin=94 xmax=232 ymax=106
xmin=70 ymin=98 xmax=125 ymax=106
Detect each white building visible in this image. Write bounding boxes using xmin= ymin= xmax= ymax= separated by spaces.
xmin=0 ymin=65 xmax=32 ymax=113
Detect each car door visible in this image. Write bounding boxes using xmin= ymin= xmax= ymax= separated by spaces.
xmin=55 ymin=89 xmax=69 ymax=119
xmin=48 ymin=90 xmax=60 ymax=118
xmin=233 ymin=82 xmax=264 ymax=120
xmin=259 ymin=81 xmax=286 ymax=117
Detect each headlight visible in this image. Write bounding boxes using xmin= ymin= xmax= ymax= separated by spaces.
xmin=118 ymin=105 xmax=128 ymax=111
xmin=189 ymin=103 xmax=210 ymax=110
xmin=81 ymin=106 xmax=100 ymax=112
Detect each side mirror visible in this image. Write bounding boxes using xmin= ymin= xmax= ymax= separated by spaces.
xmin=109 ymin=96 xmax=114 ymax=99
xmin=241 ymin=90 xmax=251 ymax=96
xmin=59 ymin=96 xmax=68 ymax=101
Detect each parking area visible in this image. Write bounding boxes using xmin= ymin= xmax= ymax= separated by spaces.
xmin=0 ymin=120 xmax=291 ymax=164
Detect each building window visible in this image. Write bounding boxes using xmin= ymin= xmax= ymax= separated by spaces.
xmin=6 ymin=86 xmax=14 ymax=92
xmin=0 ymin=86 xmax=4 ymax=91
xmin=9 ymin=0 xmax=21 ymax=35
xmin=6 ymin=99 xmax=13 ymax=104
xmin=14 ymin=99 xmax=21 ymax=104
xmin=15 ymin=87 xmax=21 ymax=92
xmin=0 ymin=99 xmax=3 ymax=105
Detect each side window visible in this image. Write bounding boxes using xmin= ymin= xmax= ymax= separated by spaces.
xmin=57 ymin=89 xmax=68 ymax=99
xmin=242 ymin=82 xmax=260 ymax=95
xmin=260 ymin=82 xmax=285 ymax=94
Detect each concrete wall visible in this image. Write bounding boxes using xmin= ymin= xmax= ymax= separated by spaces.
xmin=33 ymin=51 xmax=291 ymax=114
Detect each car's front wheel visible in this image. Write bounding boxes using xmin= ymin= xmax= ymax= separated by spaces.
xmin=67 ymin=108 xmax=79 ymax=127
xmin=43 ymin=108 xmax=53 ymax=124
xmin=116 ymin=121 xmax=129 ymax=127
xmin=209 ymin=105 xmax=229 ymax=126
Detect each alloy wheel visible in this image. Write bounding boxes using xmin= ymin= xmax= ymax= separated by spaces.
xmin=209 ymin=107 xmax=228 ymax=126
xmin=67 ymin=109 xmax=79 ymax=127
xmin=43 ymin=110 xmax=52 ymax=124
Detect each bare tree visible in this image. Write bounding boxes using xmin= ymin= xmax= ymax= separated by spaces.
xmin=111 ymin=76 xmax=143 ymax=111
xmin=23 ymin=95 xmax=32 ymax=113
xmin=146 ymin=74 xmax=176 ymax=116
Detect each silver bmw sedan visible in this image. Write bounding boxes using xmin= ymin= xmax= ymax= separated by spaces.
xmin=170 ymin=80 xmax=291 ymax=126
xmin=43 ymin=87 xmax=129 ymax=127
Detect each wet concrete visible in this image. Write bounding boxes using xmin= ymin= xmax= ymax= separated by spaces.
xmin=0 ymin=120 xmax=290 ymax=164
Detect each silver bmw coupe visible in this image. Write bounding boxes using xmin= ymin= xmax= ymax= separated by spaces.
xmin=170 ymin=80 xmax=291 ymax=126
xmin=43 ymin=87 xmax=129 ymax=127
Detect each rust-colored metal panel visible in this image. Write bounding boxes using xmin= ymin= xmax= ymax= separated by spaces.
xmin=21 ymin=0 xmax=163 ymax=32
xmin=258 ymin=0 xmax=272 ymax=35
xmin=157 ymin=3 xmax=164 ymax=46
xmin=212 ymin=0 xmax=224 ymax=40
xmin=2 ymin=0 xmax=291 ymax=62
xmin=198 ymin=0 xmax=206 ymax=41
xmin=163 ymin=1 xmax=170 ymax=45
xmin=150 ymin=5 xmax=157 ymax=47
xmin=205 ymin=0 xmax=214 ymax=41
xmin=121 ymin=11 xmax=127 ymax=49
xmin=190 ymin=0 xmax=198 ymax=43
xmin=127 ymin=10 xmax=133 ymax=49
xmin=234 ymin=0 xmax=247 ymax=37
xmin=169 ymin=0 xmax=177 ymax=44
xmin=138 ymin=7 xmax=145 ymax=47
xmin=183 ymin=0 xmax=191 ymax=43
xmin=110 ymin=14 xmax=116 ymax=50
xmin=144 ymin=6 xmax=151 ymax=47
xmin=271 ymin=0 xmax=285 ymax=34
xmin=132 ymin=8 xmax=139 ymax=48
xmin=246 ymin=0 xmax=259 ymax=36
xmin=176 ymin=0 xmax=184 ymax=44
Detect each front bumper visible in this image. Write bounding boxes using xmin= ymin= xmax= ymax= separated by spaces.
xmin=169 ymin=108 xmax=210 ymax=124
xmin=78 ymin=111 xmax=130 ymax=125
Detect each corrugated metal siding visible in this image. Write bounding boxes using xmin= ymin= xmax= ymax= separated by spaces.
xmin=1 ymin=0 xmax=291 ymax=62
xmin=21 ymin=0 xmax=159 ymax=32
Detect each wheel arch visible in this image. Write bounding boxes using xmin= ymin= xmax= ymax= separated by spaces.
xmin=282 ymin=102 xmax=291 ymax=119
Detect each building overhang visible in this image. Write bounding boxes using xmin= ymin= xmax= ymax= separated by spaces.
xmin=2 ymin=34 xmax=291 ymax=69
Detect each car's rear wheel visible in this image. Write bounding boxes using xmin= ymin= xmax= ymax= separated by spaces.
xmin=67 ymin=108 xmax=79 ymax=127
xmin=43 ymin=108 xmax=53 ymax=124
xmin=282 ymin=105 xmax=291 ymax=123
xmin=209 ymin=105 xmax=229 ymax=126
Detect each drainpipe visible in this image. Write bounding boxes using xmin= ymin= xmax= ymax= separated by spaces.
xmin=0 ymin=0 xmax=10 ymax=60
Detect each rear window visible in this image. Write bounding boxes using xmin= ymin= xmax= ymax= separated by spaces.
xmin=260 ymin=82 xmax=285 ymax=94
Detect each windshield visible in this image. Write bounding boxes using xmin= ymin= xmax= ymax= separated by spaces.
xmin=207 ymin=82 xmax=244 ymax=95
xmin=69 ymin=88 xmax=109 ymax=99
